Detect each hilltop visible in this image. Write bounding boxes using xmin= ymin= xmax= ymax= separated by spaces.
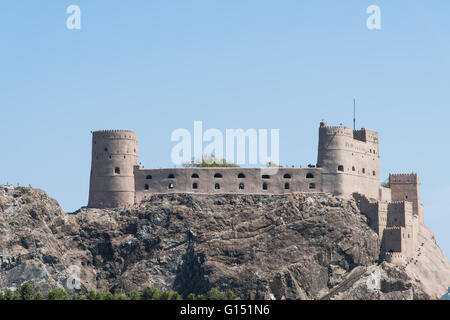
xmin=0 ymin=186 xmax=448 ymax=299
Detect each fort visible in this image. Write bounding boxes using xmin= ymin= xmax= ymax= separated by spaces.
xmin=87 ymin=120 xmax=423 ymax=265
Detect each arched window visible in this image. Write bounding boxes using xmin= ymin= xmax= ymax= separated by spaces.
xmin=168 ymin=174 xmax=175 ymax=179
xmin=168 ymin=183 xmax=174 ymax=189
xmin=238 ymin=173 xmax=246 ymax=178
xmin=146 ymin=175 xmax=152 ymax=180
xmin=144 ymin=184 xmax=149 ymax=190
xmin=338 ymin=165 xmax=344 ymax=172
xmin=306 ymin=173 xmax=314 ymax=179
xmin=192 ymin=182 xmax=198 ymax=189
xmin=262 ymin=183 xmax=268 ymax=190
xmin=283 ymin=174 xmax=291 ymax=179
xmin=191 ymin=173 xmax=199 ymax=178
xmin=284 ymin=183 xmax=290 ymax=190
xmin=239 ymin=183 xmax=245 ymax=190
xmin=215 ymin=183 xmax=220 ymax=190
xmin=352 ymin=166 xmax=355 ymax=172
xmin=115 ymin=167 xmax=120 ymax=174
xmin=362 ymin=168 xmax=366 ymax=174
xmin=214 ymin=173 xmax=223 ymax=178
xmin=262 ymin=175 xmax=270 ymax=179
xmin=373 ymin=170 xmax=376 ymax=176
xmin=309 ymin=183 xmax=316 ymax=189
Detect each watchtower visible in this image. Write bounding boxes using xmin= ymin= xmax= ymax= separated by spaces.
xmin=317 ymin=120 xmax=381 ymax=199
xmin=88 ymin=130 xmax=138 ymax=208
xmin=389 ymin=173 xmax=422 ymax=223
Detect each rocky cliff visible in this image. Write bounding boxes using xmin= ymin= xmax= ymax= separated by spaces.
xmin=0 ymin=186 xmax=448 ymax=299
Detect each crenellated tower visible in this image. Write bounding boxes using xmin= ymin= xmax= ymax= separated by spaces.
xmin=88 ymin=130 xmax=138 ymax=208
xmin=317 ymin=120 xmax=381 ymax=199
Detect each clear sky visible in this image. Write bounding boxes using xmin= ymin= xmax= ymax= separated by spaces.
xmin=1 ymin=1 xmax=449 ymax=259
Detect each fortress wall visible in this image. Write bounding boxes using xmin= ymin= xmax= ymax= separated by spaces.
xmin=378 ymin=186 xmax=391 ymax=202
xmin=382 ymin=227 xmax=405 ymax=254
xmin=317 ymin=125 xmax=380 ymax=199
xmin=387 ymin=202 xmax=407 ymax=227
xmin=134 ymin=167 xmax=322 ymax=203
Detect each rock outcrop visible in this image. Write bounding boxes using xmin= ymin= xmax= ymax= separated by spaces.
xmin=0 ymin=186 xmax=448 ymax=299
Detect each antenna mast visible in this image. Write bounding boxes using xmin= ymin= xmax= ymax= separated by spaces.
xmin=353 ymin=98 xmax=356 ymax=130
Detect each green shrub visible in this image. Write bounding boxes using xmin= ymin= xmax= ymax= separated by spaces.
xmin=47 ymin=288 xmax=70 ymax=300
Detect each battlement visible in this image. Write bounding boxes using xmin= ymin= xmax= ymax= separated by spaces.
xmin=92 ymin=130 xmax=138 ymax=140
xmin=318 ymin=124 xmax=378 ymax=143
xmin=384 ymin=252 xmax=406 ymax=264
xmin=389 ymin=173 xmax=419 ymax=184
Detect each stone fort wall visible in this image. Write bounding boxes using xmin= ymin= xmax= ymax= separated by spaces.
xmin=134 ymin=167 xmax=322 ymax=203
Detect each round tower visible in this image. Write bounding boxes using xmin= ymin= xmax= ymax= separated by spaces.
xmin=88 ymin=130 xmax=138 ymax=208
xmin=317 ymin=121 xmax=381 ymax=199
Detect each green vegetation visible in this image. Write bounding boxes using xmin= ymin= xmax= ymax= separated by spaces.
xmin=0 ymin=282 xmax=236 ymax=301
xmin=183 ymin=156 xmax=240 ymax=168
xmin=381 ymin=178 xmax=390 ymax=188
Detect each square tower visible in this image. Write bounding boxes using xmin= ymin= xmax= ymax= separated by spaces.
xmin=389 ymin=173 xmax=422 ymax=223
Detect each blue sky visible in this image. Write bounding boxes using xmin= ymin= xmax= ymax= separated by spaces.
xmin=1 ymin=1 xmax=449 ymax=258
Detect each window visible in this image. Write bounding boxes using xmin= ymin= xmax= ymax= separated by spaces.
xmin=284 ymin=183 xmax=290 ymax=190
xmin=104 ymin=147 xmax=108 ymax=152
xmin=214 ymin=173 xmax=223 ymax=178
xmin=373 ymin=170 xmax=376 ymax=176
xmin=352 ymin=166 xmax=355 ymax=172
xmin=238 ymin=173 xmax=246 ymax=178
xmin=405 ymin=195 xmax=408 ymax=199
xmin=239 ymin=183 xmax=245 ymax=190
xmin=168 ymin=183 xmax=174 ymax=189
xmin=283 ymin=174 xmax=291 ymax=179
xmin=338 ymin=165 xmax=344 ymax=172
xmin=263 ymin=183 xmax=268 ymax=190
xmin=309 ymin=183 xmax=316 ymax=189
xmin=146 ymin=175 xmax=152 ymax=180
xmin=144 ymin=184 xmax=149 ymax=190
xmin=362 ymin=168 xmax=366 ymax=174
xmin=115 ymin=167 xmax=120 ymax=174
xmin=262 ymin=175 xmax=270 ymax=179
xmin=306 ymin=173 xmax=314 ymax=179
xmin=191 ymin=173 xmax=199 ymax=178
xmin=215 ymin=183 xmax=220 ymax=190
xmin=192 ymin=183 xmax=198 ymax=189
xmin=168 ymin=174 xmax=175 ymax=179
